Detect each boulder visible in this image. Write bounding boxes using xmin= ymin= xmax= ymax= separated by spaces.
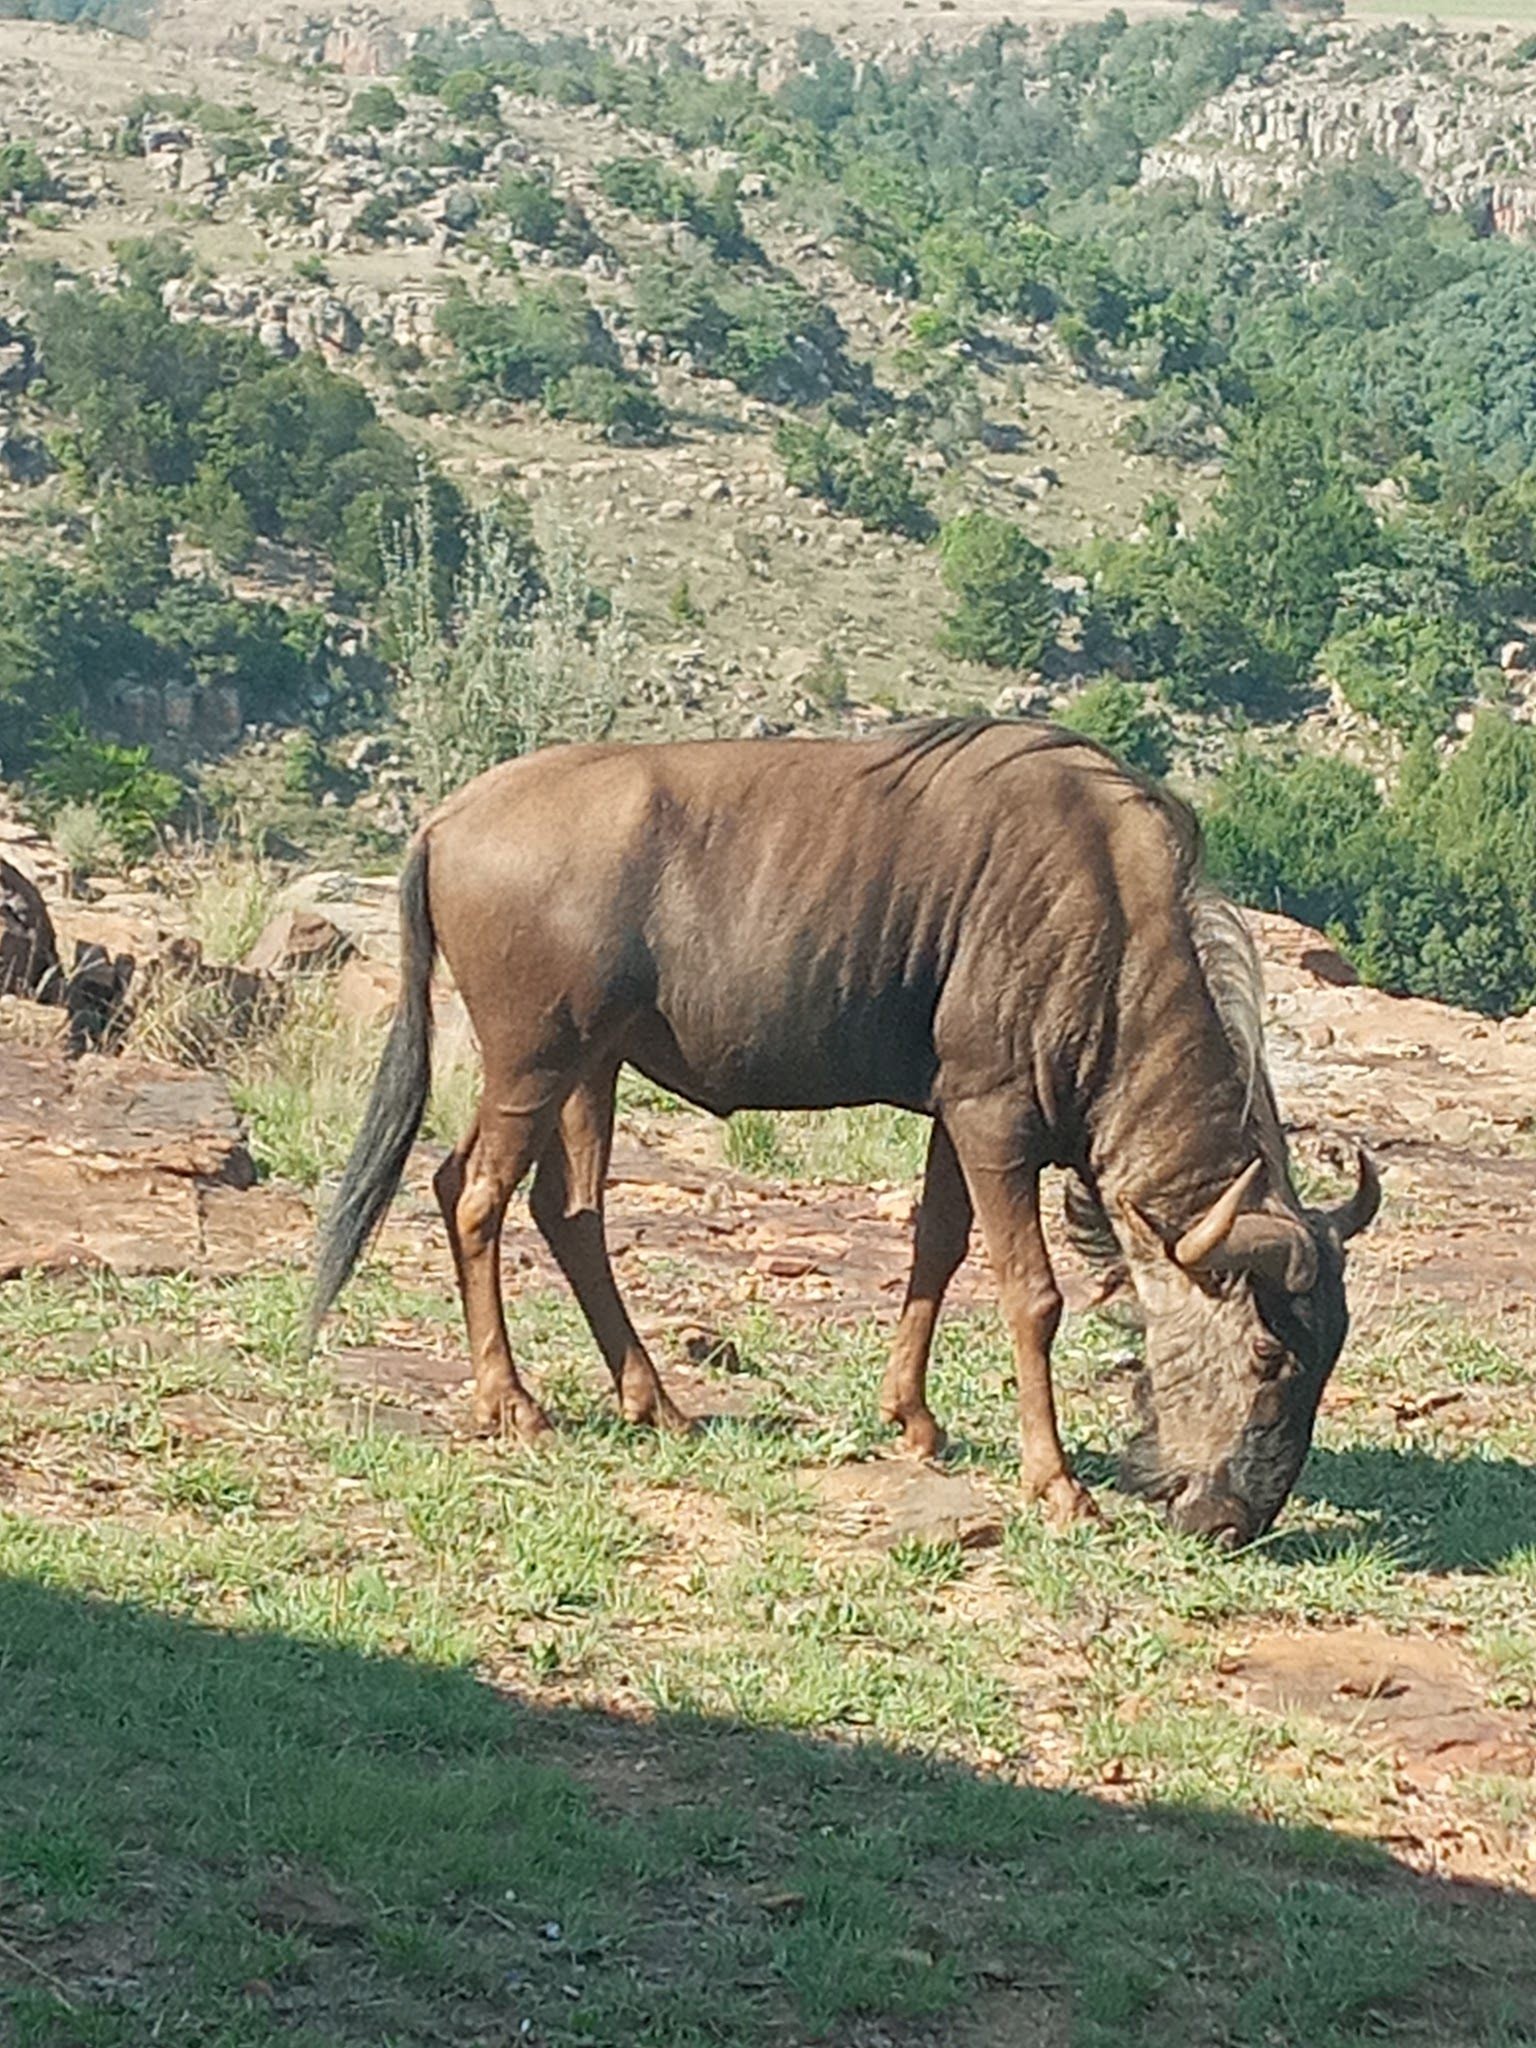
xmin=243 ymin=907 xmax=357 ymax=975
xmin=334 ymin=952 xmax=399 ymax=1026
xmin=0 ymin=1043 xmax=307 ymax=1281
xmin=1245 ymin=910 xmax=1359 ymax=991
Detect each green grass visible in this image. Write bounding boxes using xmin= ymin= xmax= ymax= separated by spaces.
xmin=2 ymin=1272 xmax=1535 ymax=2044
xmin=724 ymin=1102 xmax=928 ymax=1183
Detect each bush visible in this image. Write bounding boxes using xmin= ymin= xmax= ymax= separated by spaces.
xmin=1060 ymin=676 xmax=1173 ymax=777
xmin=113 ymin=232 xmax=191 ymax=298
xmin=775 ymin=419 xmax=932 ymax=537
xmin=0 ymin=140 xmax=50 ymax=202
xmin=937 ymin=513 xmax=1054 ymax=670
xmin=354 ymin=192 xmax=400 ymax=243
xmin=543 ymin=364 xmax=668 ymax=444
xmin=384 ymin=481 xmax=621 ymax=804
xmin=1204 ymin=720 xmax=1536 ymax=1018
xmin=439 ymin=69 xmax=498 ymax=123
xmin=634 ymin=258 xmax=851 ymax=402
xmin=490 ymin=170 xmax=565 ymax=246
xmin=1322 ymin=612 xmax=1492 ymax=739
xmin=51 ymin=801 xmax=125 ymax=882
xmin=349 ymin=84 xmax=405 ymax=133
xmin=30 ymin=719 xmax=180 ymax=860
xmin=598 ymin=154 xmax=693 ymax=223
xmin=437 ymin=282 xmax=619 ymax=400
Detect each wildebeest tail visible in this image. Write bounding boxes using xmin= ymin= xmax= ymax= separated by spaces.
xmin=309 ymin=837 xmax=435 ymax=1334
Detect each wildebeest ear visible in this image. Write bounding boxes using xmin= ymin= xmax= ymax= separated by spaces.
xmin=1116 ymin=1197 xmax=1179 ymax=1265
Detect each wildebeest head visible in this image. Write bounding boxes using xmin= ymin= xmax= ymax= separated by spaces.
xmin=1115 ymin=1154 xmax=1380 ymax=1548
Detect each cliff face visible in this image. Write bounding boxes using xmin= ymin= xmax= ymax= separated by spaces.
xmin=1141 ymin=27 xmax=1536 ymax=238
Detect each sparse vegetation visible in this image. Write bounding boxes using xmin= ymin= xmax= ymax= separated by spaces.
xmin=384 ymin=480 xmax=620 ymax=806
xmin=776 ymin=418 xmax=934 ymax=537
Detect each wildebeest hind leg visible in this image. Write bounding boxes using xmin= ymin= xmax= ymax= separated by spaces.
xmin=880 ymin=1120 xmax=970 ymax=1459
xmin=530 ymin=1069 xmax=690 ymax=1433
xmin=945 ymin=1105 xmax=1099 ymax=1529
xmin=434 ymin=1105 xmax=554 ymax=1443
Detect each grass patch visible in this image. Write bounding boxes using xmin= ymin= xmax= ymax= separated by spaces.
xmin=2 ymin=1274 xmax=1535 ymax=2043
xmin=724 ymin=1103 xmax=928 ymax=1183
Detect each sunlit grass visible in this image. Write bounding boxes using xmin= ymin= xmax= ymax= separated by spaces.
xmin=2 ymin=1268 xmax=1534 ymax=2044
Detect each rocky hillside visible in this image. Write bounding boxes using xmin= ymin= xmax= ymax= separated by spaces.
xmin=1144 ymin=19 xmax=1536 ymax=235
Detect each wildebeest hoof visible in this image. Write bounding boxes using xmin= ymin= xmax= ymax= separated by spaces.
xmin=1036 ymin=1474 xmax=1102 ymax=1530
xmin=625 ymin=1390 xmax=693 ymax=1434
xmin=473 ymin=1393 xmax=553 ymax=1444
xmin=901 ymin=1415 xmax=947 ymax=1460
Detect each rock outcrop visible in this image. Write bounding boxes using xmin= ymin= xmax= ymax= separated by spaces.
xmin=1143 ymin=28 xmax=1536 ymax=239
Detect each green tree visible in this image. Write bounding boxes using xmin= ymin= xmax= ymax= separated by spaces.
xmin=1060 ymin=676 xmax=1173 ymax=777
xmin=776 ymin=419 xmax=932 ymax=537
xmin=1321 ymin=611 xmax=1492 ymax=739
xmin=349 ymin=84 xmax=405 ymax=133
xmin=1196 ymin=408 xmax=1379 ymax=685
xmin=937 ymin=513 xmax=1054 ymax=670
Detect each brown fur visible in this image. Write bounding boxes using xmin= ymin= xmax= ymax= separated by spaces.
xmin=314 ymin=721 xmax=1376 ymax=1541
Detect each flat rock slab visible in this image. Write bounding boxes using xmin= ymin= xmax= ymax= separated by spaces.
xmin=813 ymin=1458 xmax=1005 ymax=1551
xmin=0 ymin=1043 xmax=307 ymax=1282
xmin=1219 ymin=1628 xmax=1534 ymax=1780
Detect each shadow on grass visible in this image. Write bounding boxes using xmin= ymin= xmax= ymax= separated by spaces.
xmin=3 ymin=1582 xmax=1535 ymax=2048
xmin=1294 ymin=1444 xmax=1536 ymax=1572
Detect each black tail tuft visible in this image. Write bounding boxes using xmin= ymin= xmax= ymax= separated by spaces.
xmin=309 ymin=839 xmax=435 ymax=1337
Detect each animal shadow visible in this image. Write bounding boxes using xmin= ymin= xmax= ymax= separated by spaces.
xmin=1285 ymin=1443 xmax=1536 ymax=1573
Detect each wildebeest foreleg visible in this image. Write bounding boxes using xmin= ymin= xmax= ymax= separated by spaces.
xmin=946 ymin=1108 xmax=1099 ymax=1528
xmin=530 ymin=1072 xmax=690 ymax=1432
xmin=433 ymin=1103 xmax=555 ymax=1443
xmin=880 ymin=1120 xmax=971 ymax=1459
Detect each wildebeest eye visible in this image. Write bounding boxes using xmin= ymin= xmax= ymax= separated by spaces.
xmin=1251 ymin=1334 xmax=1286 ymax=1377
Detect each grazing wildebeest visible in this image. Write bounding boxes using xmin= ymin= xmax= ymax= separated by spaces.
xmin=312 ymin=720 xmax=1378 ymax=1545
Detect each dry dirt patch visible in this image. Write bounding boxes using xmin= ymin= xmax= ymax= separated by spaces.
xmin=1220 ymin=1628 xmax=1535 ymax=1786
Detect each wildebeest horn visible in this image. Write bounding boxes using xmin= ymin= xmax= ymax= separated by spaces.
xmin=1172 ymin=1160 xmax=1264 ymax=1269
xmin=1324 ymin=1148 xmax=1381 ymax=1242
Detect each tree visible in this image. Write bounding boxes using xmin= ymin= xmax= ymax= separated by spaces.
xmin=776 ymin=419 xmax=933 ymax=537
xmin=937 ymin=513 xmax=1054 ymax=670
xmin=349 ymin=84 xmax=405 ymax=133
xmin=1060 ymin=676 xmax=1173 ymax=777
xmin=1321 ymin=612 xmax=1491 ymax=739
xmin=1196 ymin=407 xmax=1378 ymax=686
xmin=384 ymin=476 xmax=622 ymax=806
xmin=437 ymin=283 xmax=619 ymax=400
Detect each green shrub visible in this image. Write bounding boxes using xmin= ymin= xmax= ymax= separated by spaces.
xmin=0 ymin=140 xmax=50 ymax=202
xmin=937 ymin=513 xmax=1054 ymax=670
xmin=349 ymin=84 xmax=405 ymax=133
xmin=775 ymin=419 xmax=933 ymax=537
xmin=543 ymin=364 xmax=667 ymax=444
xmin=1322 ymin=612 xmax=1492 ymax=739
xmin=598 ymin=154 xmax=693 ymax=223
xmin=439 ymin=69 xmax=498 ymax=123
xmin=354 ymin=192 xmax=400 ymax=242
xmin=1060 ymin=676 xmax=1173 ymax=778
xmin=31 ymin=720 xmax=180 ymax=860
xmin=490 ymin=170 xmax=566 ymax=245
xmin=634 ymin=258 xmax=850 ymax=402
xmin=437 ymin=282 xmax=618 ymax=401
xmin=113 ymin=232 xmax=191 ymax=298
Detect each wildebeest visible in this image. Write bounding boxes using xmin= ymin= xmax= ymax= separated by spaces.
xmin=313 ymin=719 xmax=1378 ymax=1545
